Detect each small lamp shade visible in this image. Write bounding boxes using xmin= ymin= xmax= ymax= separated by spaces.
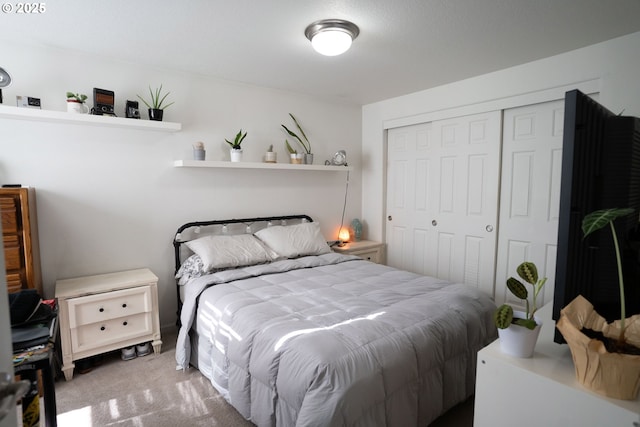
xmin=339 ymin=229 xmax=350 ymax=242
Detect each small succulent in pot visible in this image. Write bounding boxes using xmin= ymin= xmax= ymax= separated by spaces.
xmin=66 ymin=92 xmax=88 ymax=103
xmin=137 ymin=84 xmax=174 ymax=110
xmin=494 ymin=261 xmax=547 ymax=330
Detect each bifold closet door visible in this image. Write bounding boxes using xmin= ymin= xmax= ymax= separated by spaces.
xmin=386 ymin=111 xmax=501 ymax=296
xmin=494 ymin=100 xmax=564 ymax=307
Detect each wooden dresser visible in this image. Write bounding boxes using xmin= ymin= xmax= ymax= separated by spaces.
xmin=0 ymin=187 xmax=42 ymax=295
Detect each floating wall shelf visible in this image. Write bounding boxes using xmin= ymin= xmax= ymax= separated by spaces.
xmin=0 ymin=105 xmax=181 ymax=132
xmin=173 ymin=160 xmax=352 ymax=172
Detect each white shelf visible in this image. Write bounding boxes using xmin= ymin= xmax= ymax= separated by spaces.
xmin=0 ymin=105 xmax=181 ymax=132
xmin=173 ymin=160 xmax=353 ymax=171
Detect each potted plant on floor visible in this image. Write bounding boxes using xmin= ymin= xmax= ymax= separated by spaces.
xmin=281 ymin=113 xmax=313 ymax=164
xmin=66 ymin=92 xmax=88 ymax=113
xmin=494 ymin=261 xmax=547 ymax=358
xmin=556 ymin=207 xmax=640 ymax=400
xmin=137 ymin=84 xmax=174 ymax=121
xmin=226 ymin=129 xmax=247 ymax=162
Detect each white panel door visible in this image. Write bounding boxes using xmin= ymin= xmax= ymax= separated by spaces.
xmin=495 ymin=100 xmax=564 ymax=308
xmin=386 ymin=111 xmax=501 ymax=296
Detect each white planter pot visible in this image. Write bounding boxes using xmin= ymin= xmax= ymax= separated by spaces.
xmin=67 ymin=100 xmax=88 ymax=114
xmin=264 ymin=151 xmax=277 ymax=163
xmin=230 ymin=149 xmax=243 ymax=162
xmin=290 ymin=153 xmax=303 ymax=164
xmin=497 ymin=310 xmax=542 ymax=358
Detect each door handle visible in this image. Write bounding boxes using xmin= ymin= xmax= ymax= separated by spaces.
xmin=387 ymin=216 xmax=392 ymax=221
xmin=0 ymin=372 xmax=30 ymax=421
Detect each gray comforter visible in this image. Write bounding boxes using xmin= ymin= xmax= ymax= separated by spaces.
xmin=176 ymin=252 xmax=496 ymax=426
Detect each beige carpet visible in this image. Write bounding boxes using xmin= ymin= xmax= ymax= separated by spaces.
xmin=54 ymin=327 xmax=473 ymax=426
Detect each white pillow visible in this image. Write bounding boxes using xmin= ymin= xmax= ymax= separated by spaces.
xmin=254 ymin=222 xmax=331 ymax=259
xmin=185 ymin=234 xmax=274 ymax=271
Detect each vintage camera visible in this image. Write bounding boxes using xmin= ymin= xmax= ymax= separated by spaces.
xmin=93 ymin=88 xmax=115 ymax=116
xmin=125 ymin=100 xmax=140 ymax=119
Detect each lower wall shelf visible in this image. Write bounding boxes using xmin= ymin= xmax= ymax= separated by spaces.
xmin=173 ymin=160 xmax=353 ymax=171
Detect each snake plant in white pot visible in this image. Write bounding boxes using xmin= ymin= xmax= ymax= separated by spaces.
xmin=494 ymin=261 xmax=547 ymax=358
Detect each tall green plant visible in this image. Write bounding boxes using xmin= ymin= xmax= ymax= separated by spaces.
xmin=494 ymin=261 xmax=547 ymax=330
xmin=137 ymin=84 xmax=174 ymax=110
xmin=225 ymin=129 xmax=247 ymax=149
xmin=582 ymin=207 xmax=635 ymax=343
xmin=281 ymin=113 xmax=311 ymax=154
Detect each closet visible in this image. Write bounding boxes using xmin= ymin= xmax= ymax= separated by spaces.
xmin=386 ymin=99 xmax=563 ymax=304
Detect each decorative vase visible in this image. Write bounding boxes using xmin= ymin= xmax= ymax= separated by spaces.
xmin=351 ymin=218 xmax=363 ymax=241
xmin=264 ymin=151 xmax=277 ymax=163
xmin=67 ymin=100 xmax=88 ymax=114
xmin=497 ymin=310 xmax=542 ymax=358
xmin=193 ymin=148 xmax=206 ymax=161
xmin=230 ymin=149 xmax=243 ymax=162
xmin=290 ymin=153 xmax=303 ymax=164
xmin=148 ymin=108 xmax=163 ymax=121
xmin=556 ymin=295 xmax=640 ymax=400
xmin=304 ymin=153 xmax=314 ymax=164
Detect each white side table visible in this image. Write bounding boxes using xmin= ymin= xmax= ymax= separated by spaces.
xmin=55 ymin=268 xmax=162 ymax=381
xmin=332 ymin=240 xmax=386 ymax=264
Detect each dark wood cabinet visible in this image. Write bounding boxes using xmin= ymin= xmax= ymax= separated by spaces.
xmin=1 ymin=187 xmax=42 ymax=294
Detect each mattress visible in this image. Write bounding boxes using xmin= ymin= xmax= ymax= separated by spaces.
xmin=176 ymin=252 xmax=497 ymax=426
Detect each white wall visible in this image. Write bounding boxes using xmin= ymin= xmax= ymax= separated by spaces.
xmin=0 ymin=41 xmax=362 ymax=329
xmin=362 ymin=31 xmax=640 ymax=244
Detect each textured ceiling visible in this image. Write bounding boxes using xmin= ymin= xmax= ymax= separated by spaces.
xmin=2 ymin=0 xmax=640 ymax=105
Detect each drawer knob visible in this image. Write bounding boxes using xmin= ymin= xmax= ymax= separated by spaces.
xmin=100 ymin=326 xmax=106 ymax=331
xmin=122 ymin=303 xmax=127 ymax=308
xmin=123 ymin=321 xmax=128 ymax=326
xmin=99 ymin=308 xmax=104 ymax=313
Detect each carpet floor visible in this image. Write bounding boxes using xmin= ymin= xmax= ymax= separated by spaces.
xmin=54 ymin=327 xmax=473 ymax=426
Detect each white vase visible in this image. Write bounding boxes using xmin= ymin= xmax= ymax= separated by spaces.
xmin=67 ymin=100 xmax=88 ymax=114
xmin=497 ymin=310 xmax=542 ymax=358
xmin=290 ymin=153 xmax=303 ymax=164
xmin=264 ymin=151 xmax=277 ymax=163
xmin=230 ymin=149 xmax=242 ymax=162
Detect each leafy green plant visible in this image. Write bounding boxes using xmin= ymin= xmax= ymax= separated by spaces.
xmin=281 ymin=113 xmax=311 ymax=154
xmin=582 ymin=207 xmax=635 ymax=344
xmin=225 ymin=129 xmax=247 ymax=149
xmin=285 ymin=139 xmax=297 ymax=154
xmin=66 ymin=92 xmax=87 ymax=103
xmin=137 ymin=84 xmax=175 ymax=110
xmin=494 ymin=261 xmax=547 ymax=330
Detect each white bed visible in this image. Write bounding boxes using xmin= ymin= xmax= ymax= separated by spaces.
xmin=173 ymin=215 xmax=497 ymax=426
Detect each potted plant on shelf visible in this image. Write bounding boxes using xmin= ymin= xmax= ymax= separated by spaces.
xmin=285 ymin=139 xmax=303 ymax=164
xmin=137 ymin=84 xmax=174 ymax=121
xmin=556 ymin=207 xmax=640 ymax=400
xmin=225 ymin=129 xmax=247 ymax=162
xmin=66 ymin=92 xmax=88 ymax=113
xmin=264 ymin=144 xmax=277 ymax=163
xmin=281 ymin=113 xmax=313 ymax=164
xmin=494 ymin=261 xmax=547 ymax=358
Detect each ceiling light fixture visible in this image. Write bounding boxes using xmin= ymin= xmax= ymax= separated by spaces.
xmin=304 ymin=19 xmax=360 ymax=56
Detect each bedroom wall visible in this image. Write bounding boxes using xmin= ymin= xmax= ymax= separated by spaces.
xmin=0 ymin=41 xmax=362 ymax=329
xmin=361 ymin=30 xmax=640 ymax=254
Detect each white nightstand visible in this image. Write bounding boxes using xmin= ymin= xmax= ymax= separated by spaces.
xmin=55 ymin=268 xmax=162 ymax=381
xmin=332 ymin=240 xmax=386 ymax=264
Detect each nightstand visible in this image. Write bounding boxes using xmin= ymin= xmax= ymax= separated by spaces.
xmin=332 ymin=240 xmax=385 ymax=264
xmin=55 ymin=268 xmax=162 ymax=381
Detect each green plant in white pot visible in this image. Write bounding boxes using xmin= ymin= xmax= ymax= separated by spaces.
xmin=225 ymin=129 xmax=247 ymax=162
xmin=494 ymin=261 xmax=547 ymax=357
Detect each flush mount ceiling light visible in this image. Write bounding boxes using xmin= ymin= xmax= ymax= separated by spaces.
xmin=304 ymin=19 xmax=360 ymax=56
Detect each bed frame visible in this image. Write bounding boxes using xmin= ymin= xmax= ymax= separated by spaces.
xmin=172 ymin=214 xmax=313 ymax=321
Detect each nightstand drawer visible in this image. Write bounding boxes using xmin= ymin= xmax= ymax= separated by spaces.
xmin=348 ymin=248 xmax=382 ymax=263
xmin=68 ymin=285 xmax=152 ymax=328
xmin=71 ymin=312 xmax=153 ymax=353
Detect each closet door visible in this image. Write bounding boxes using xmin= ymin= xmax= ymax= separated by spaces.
xmin=495 ymin=100 xmax=564 ymax=308
xmin=386 ymin=111 xmax=501 ymax=296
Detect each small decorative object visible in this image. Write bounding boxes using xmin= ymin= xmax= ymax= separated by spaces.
xmin=494 ymin=261 xmax=546 ymax=358
xmin=66 ymin=92 xmax=88 ymax=113
xmin=556 ymin=207 xmax=640 ymax=400
xmin=16 ymin=96 xmax=41 ymax=109
xmin=92 ymin=87 xmax=115 ymax=116
xmin=338 ymin=228 xmax=350 ymax=243
xmin=137 ymin=84 xmax=174 ymax=121
xmin=351 ymin=218 xmax=363 ymax=241
xmin=125 ymin=100 xmax=140 ymax=119
xmin=281 ymin=113 xmax=313 ymax=164
xmin=264 ymin=144 xmax=277 ymax=163
xmin=193 ymin=141 xmax=206 ymax=161
xmin=285 ymin=140 xmax=303 ymax=164
xmin=226 ymin=129 xmax=247 ymax=162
